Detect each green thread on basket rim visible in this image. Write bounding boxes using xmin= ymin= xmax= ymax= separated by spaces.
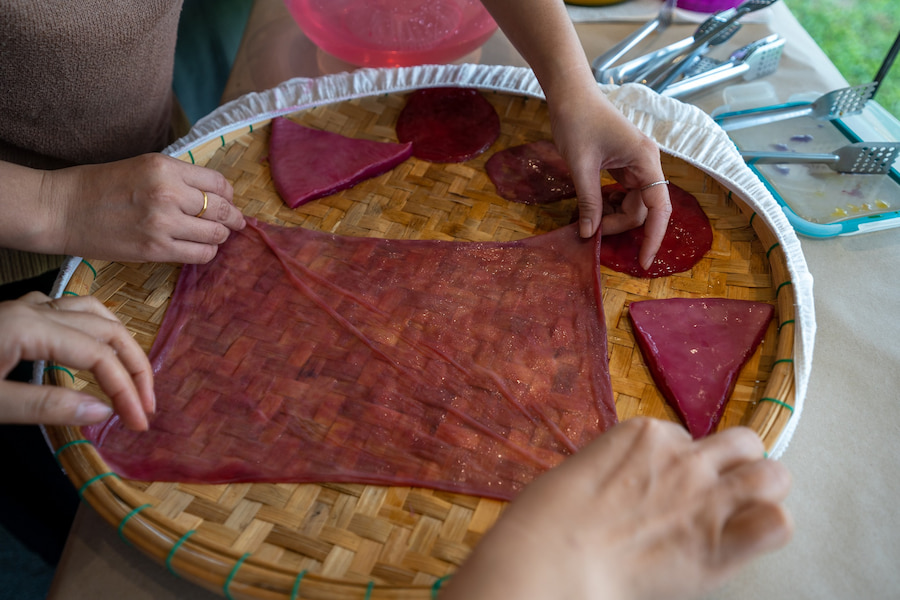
xmin=364 ymin=580 xmax=375 ymax=600
xmin=187 ymin=150 xmax=196 ymax=164
xmin=773 ymin=358 xmax=794 ymax=366
xmin=220 ymin=135 xmax=227 ymax=147
xmin=759 ymin=397 xmax=794 ymax=414
xmin=165 ymin=530 xmax=196 ymax=577
xmin=778 ymin=318 xmax=795 ymax=332
xmin=117 ymin=503 xmax=152 ymax=545
xmin=80 ymin=258 xmax=97 ymax=279
xmin=766 ymin=242 xmax=780 ymax=260
xmin=53 ymin=438 xmax=92 ymax=461
xmin=62 ymin=290 xmax=79 ymax=297
xmin=224 ymin=553 xmax=252 ymax=600
xmin=749 ymin=211 xmax=757 ymax=226
xmin=44 ymin=365 xmax=75 ymax=384
xmin=432 ymin=575 xmax=452 ymax=598
xmin=775 ymin=280 xmax=792 ymax=298
xmin=77 ymin=471 xmax=119 ymax=498
xmin=290 ymin=570 xmax=308 ymax=600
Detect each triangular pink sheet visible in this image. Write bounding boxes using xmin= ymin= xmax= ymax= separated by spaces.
xmin=269 ymin=117 xmax=412 ymax=208
xmin=628 ymin=298 xmax=774 ymax=438
xmin=84 ymin=220 xmax=617 ymax=501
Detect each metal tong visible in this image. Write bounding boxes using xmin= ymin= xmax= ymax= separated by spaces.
xmin=593 ymin=0 xmax=781 ymax=93
xmin=662 ymin=34 xmax=785 ymax=99
xmin=714 ymin=82 xmax=878 ymax=130
xmin=742 ymin=142 xmax=900 ymax=175
xmin=596 ymin=20 xmax=740 ymax=86
xmin=591 ymin=0 xmax=678 ymax=78
xmin=635 ymin=0 xmax=781 ymax=91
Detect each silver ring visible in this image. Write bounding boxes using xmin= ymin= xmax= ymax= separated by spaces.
xmin=640 ymin=179 xmax=669 ymax=192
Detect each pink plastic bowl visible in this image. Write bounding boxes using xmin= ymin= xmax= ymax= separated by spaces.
xmin=284 ymin=0 xmax=498 ymax=67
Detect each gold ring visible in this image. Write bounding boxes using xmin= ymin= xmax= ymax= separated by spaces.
xmin=640 ymin=179 xmax=669 ymax=192
xmin=195 ymin=191 xmax=208 ymax=218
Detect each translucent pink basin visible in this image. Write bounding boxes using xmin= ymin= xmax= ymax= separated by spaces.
xmin=284 ymin=0 xmax=498 ymax=67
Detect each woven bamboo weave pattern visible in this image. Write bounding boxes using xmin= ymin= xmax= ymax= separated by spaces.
xmin=45 ymin=90 xmax=796 ymax=599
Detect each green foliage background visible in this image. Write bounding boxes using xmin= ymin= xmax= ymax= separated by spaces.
xmin=784 ymin=0 xmax=899 ymax=117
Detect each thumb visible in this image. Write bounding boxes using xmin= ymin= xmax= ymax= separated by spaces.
xmin=0 ymin=380 xmax=113 ymax=426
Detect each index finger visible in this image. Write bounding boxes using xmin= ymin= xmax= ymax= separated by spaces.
xmin=637 ymin=183 xmax=672 ymax=270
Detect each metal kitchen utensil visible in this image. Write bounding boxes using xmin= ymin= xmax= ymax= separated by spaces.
xmin=741 ymin=142 xmax=900 ymax=174
xmin=715 ymin=82 xmax=878 ymax=130
xmin=663 ymin=34 xmax=784 ymax=99
xmin=597 ymin=36 xmax=696 ymax=85
xmin=645 ymin=21 xmax=742 ymax=91
xmin=635 ymin=0 xmax=780 ymax=89
xmin=598 ymin=16 xmax=733 ymax=85
xmin=591 ymin=0 xmax=678 ymax=79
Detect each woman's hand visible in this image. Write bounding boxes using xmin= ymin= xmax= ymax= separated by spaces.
xmin=0 ymin=292 xmax=154 ymax=431
xmin=2 ymin=153 xmax=245 ymax=265
xmin=51 ymin=153 xmax=246 ymax=264
xmin=477 ymin=0 xmax=672 ymax=271
xmin=443 ymin=418 xmax=792 ymax=600
xmin=548 ymin=83 xmax=672 ymax=270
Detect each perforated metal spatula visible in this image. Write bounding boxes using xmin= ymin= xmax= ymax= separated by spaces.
xmin=741 ymin=142 xmax=900 ymax=174
xmin=716 ymin=82 xmax=877 ymax=131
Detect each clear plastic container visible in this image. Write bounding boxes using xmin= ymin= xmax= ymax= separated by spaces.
xmin=284 ymin=0 xmax=498 ymax=67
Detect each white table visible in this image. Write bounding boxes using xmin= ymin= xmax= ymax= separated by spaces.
xmin=48 ymin=2 xmax=900 ymax=598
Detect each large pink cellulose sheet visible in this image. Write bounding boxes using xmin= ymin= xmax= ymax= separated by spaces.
xmin=85 ymin=220 xmax=617 ymax=501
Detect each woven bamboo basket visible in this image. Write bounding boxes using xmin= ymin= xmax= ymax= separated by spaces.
xmin=44 ymin=89 xmax=797 ymax=599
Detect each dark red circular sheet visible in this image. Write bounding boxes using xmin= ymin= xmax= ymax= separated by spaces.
xmin=599 ymin=182 xmax=713 ymax=278
xmin=396 ymin=87 xmax=500 ymax=162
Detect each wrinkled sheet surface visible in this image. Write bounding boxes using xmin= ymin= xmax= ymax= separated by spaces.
xmin=85 ymin=220 xmax=616 ymax=500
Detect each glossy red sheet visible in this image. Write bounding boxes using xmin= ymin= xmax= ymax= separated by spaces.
xmin=629 ymin=298 xmax=774 ymax=438
xmin=85 ymin=221 xmax=617 ymax=501
xmin=599 ymin=182 xmax=713 ymax=278
xmin=269 ymin=117 xmax=412 ymax=209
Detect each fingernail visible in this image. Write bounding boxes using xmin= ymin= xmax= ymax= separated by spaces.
xmin=74 ymin=399 xmax=114 ymax=423
xmin=579 ymin=218 xmax=593 ymax=238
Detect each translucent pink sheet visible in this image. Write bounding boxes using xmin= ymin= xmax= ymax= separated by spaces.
xmin=85 ymin=221 xmax=616 ymax=501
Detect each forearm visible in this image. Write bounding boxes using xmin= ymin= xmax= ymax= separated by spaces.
xmin=0 ymin=160 xmax=60 ymax=254
xmin=479 ymin=0 xmax=602 ymax=102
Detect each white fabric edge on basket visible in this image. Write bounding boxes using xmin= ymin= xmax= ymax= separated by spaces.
xmin=168 ymin=63 xmax=813 ymax=459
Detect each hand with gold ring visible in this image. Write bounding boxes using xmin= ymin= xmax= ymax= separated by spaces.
xmin=195 ymin=191 xmax=209 ymax=218
xmin=0 ymin=153 xmax=246 ymax=266
xmin=0 ymin=292 xmax=155 ymax=431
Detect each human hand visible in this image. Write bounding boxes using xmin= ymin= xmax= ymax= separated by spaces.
xmin=44 ymin=153 xmax=245 ymax=264
xmin=547 ymin=84 xmax=672 ymax=270
xmin=0 ymin=292 xmax=154 ymax=431
xmin=442 ymin=418 xmax=792 ymax=600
